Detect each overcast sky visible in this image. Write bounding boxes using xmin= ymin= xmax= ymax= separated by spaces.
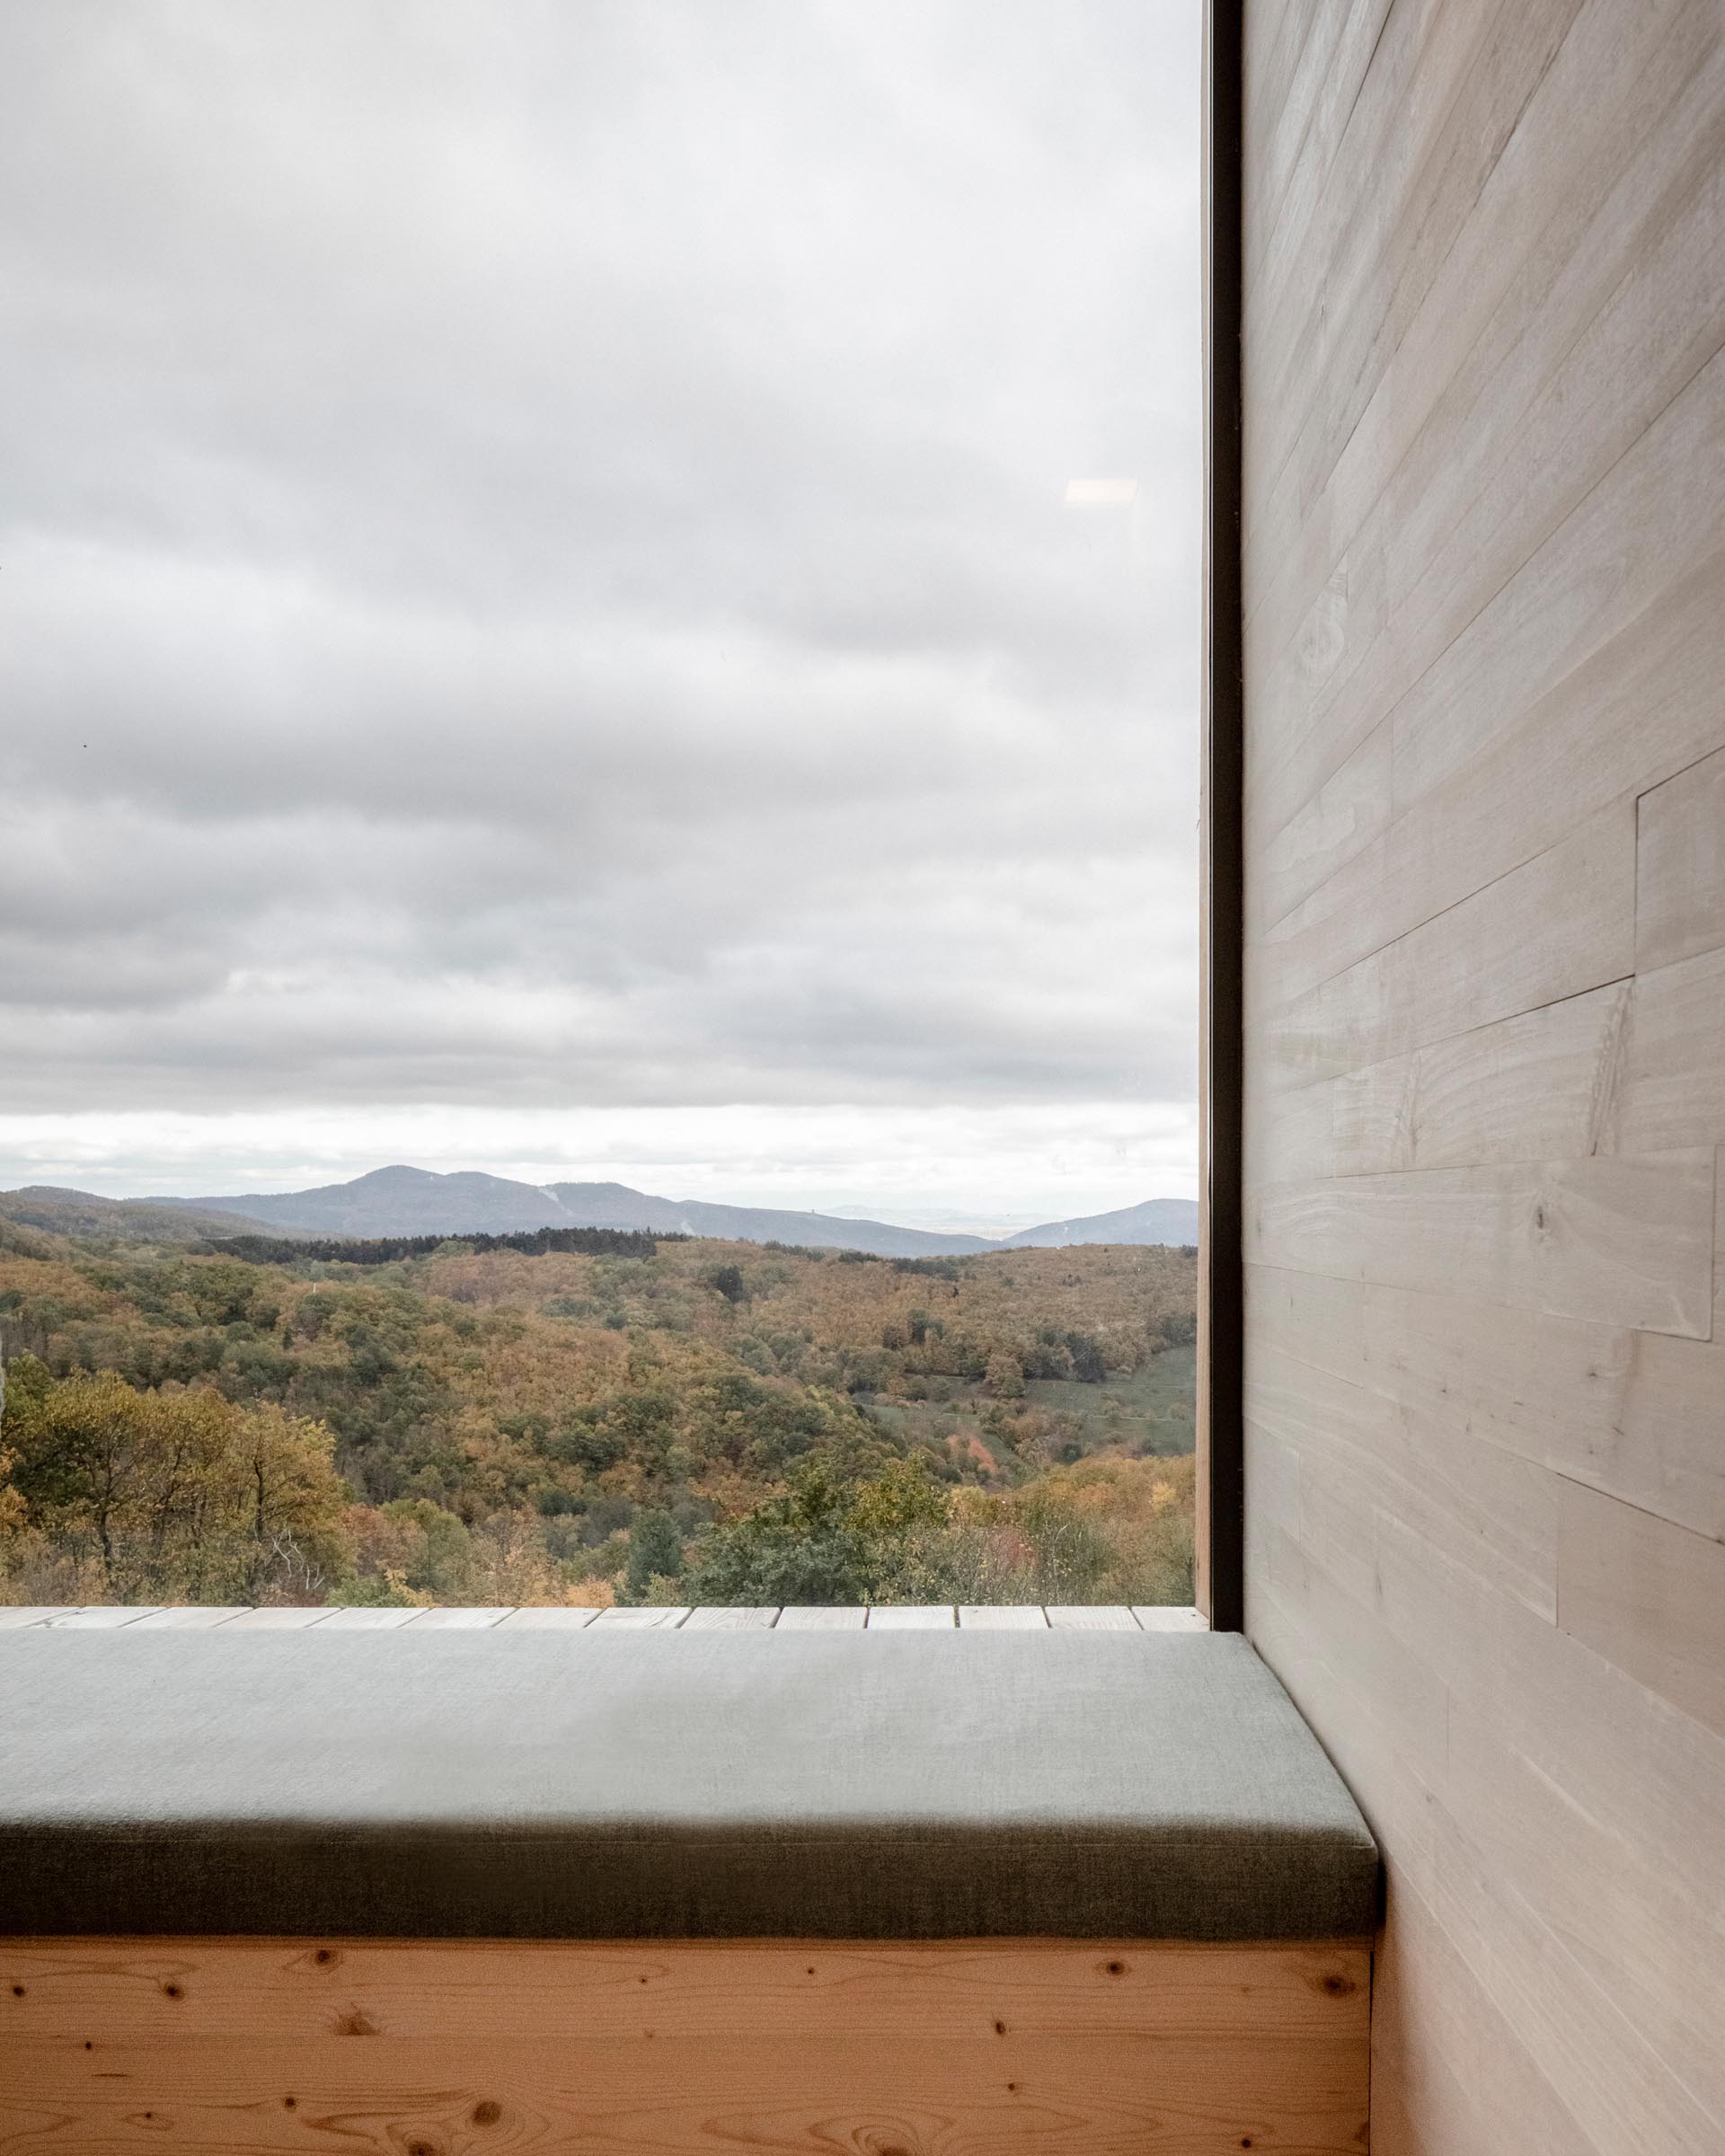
xmin=0 ymin=1 xmax=1200 ymax=1228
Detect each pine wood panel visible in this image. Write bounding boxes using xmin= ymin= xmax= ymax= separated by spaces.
xmin=1259 ymin=799 xmax=1636 ymax=1087
xmin=1614 ymin=948 xmax=1725 ymax=1153
xmin=0 ymin=1939 xmax=1371 ymax=2156
xmin=1329 ymin=982 xmax=1630 ymax=1175
xmin=1239 ymin=3 xmax=1725 ymax=2149
xmin=1247 ymin=22 xmax=1725 ymax=844
xmin=1556 ymin=1478 xmax=1725 ymax=1738
xmin=1247 ymin=1153 xmax=1713 ymax=1337
xmin=0 ymin=1939 xmax=1365 ymax=2046
xmin=1251 ymin=1262 xmax=1725 ymax=1545
xmin=1637 ymin=742 xmax=1725 ymax=972
xmin=1261 ymin=525 xmax=1725 ymax=994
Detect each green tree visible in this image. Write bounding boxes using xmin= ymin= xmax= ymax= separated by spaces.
xmin=684 ymin=1456 xmax=948 ymax=1605
xmin=624 ymin=1507 xmax=685 ymax=1601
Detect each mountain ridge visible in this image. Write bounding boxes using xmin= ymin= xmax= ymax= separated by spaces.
xmin=22 ymin=1164 xmax=1200 ymax=1256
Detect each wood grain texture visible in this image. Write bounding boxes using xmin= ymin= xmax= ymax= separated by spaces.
xmin=1557 ymin=1479 xmax=1725 ymax=1738
xmin=1613 ymin=948 xmax=1725 ymax=1152
xmin=1637 ymin=742 xmax=1725 ymax=971
xmin=1259 ymin=800 xmax=1636 ymax=1087
xmin=1248 ymin=1153 xmax=1713 ymax=1337
xmin=1330 ymin=983 xmax=1631 ymax=1174
xmin=0 ymin=1938 xmax=1371 ymax=2156
xmin=1240 ymin=3 xmax=1725 ymax=2149
xmin=1133 ymin=1607 xmax=1209 ymax=1633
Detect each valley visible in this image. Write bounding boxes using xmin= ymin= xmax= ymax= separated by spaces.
xmin=0 ymin=1210 xmax=1197 ymax=1612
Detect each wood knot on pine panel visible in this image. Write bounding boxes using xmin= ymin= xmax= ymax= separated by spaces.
xmin=1319 ymin=1971 xmax=1357 ymax=1997
xmin=472 ymin=2100 xmax=502 ymax=2126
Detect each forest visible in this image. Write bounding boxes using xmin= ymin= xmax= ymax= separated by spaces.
xmin=0 ymin=1207 xmax=1197 ymax=1610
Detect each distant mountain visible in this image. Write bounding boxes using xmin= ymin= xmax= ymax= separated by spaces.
xmin=158 ymin=1166 xmax=996 ymax=1258
xmin=996 ymin=1197 xmax=1199 ymax=1250
xmin=0 ymin=1185 xmax=283 ymax=1245
xmin=41 ymin=1164 xmax=1203 ymax=1259
xmin=166 ymin=1166 xmax=582 ymax=1239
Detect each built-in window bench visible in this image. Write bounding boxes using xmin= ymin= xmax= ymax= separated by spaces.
xmin=0 ymin=1625 xmax=1377 ymax=2154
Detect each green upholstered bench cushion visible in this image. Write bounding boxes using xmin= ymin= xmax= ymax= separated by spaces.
xmin=0 ymin=1629 xmax=1376 ymax=1940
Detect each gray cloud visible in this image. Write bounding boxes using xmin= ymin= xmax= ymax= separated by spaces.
xmin=0 ymin=1 xmax=1199 ymax=1163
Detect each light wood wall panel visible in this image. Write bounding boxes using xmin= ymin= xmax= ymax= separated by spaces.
xmin=1238 ymin=4 xmax=1725 ymax=2150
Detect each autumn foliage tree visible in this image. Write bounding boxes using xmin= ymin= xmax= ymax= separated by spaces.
xmin=0 ymin=1356 xmax=349 ymax=1603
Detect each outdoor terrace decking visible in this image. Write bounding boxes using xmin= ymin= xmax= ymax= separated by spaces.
xmin=0 ymin=1602 xmax=1209 ymax=1630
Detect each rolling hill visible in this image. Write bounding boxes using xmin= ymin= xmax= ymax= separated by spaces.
xmin=4 ymin=1168 xmax=1199 ymax=1257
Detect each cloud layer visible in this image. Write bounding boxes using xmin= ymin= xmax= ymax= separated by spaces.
xmin=0 ymin=1 xmax=1200 ymax=1204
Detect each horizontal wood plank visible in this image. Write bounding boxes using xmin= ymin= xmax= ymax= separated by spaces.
xmin=0 ymin=1939 xmax=1371 ymax=2156
xmin=0 ymin=1939 xmax=1369 ymax=2046
xmin=1247 ymin=1153 xmax=1714 ymax=1337
xmin=1557 ymin=1478 xmax=1725 ymax=1738
xmin=1614 ymin=947 xmax=1725 ymax=1151
xmin=1133 ymin=1607 xmax=1208 ymax=1633
xmin=1257 ymin=800 xmax=1636 ymax=1087
xmin=1331 ymin=981 xmax=1631 ymax=1174
xmin=0 ymin=2034 xmax=1372 ymax=2156
xmin=1637 ymin=740 xmax=1725 ymax=970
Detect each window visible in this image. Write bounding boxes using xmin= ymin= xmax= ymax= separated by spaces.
xmin=0 ymin=3 xmax=1205 ymax=1617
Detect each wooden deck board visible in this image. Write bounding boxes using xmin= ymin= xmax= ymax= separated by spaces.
xmin=0 ymin=1604 xmax=1208 ymax=1629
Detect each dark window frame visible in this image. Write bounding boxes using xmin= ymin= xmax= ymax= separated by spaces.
xmin=1198 ymin=0 xmax=1243 ymax=1631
